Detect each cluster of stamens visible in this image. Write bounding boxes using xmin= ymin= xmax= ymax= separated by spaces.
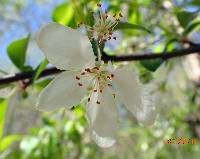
xmin=78 ymin=3 xmax=122 ymax=46
xmin=74 ymin=66 xmax=115 ymax=105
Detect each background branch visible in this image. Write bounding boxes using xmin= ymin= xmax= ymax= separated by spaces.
xmin=0 ymin=45 xmax=200 ymax=85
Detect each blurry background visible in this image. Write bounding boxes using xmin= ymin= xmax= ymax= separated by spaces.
xmin=0 ymin=0 xmax=200 ymax=158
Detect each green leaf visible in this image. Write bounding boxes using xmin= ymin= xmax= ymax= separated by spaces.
xmin=52 ymin=3 xmax=73 ymax=25
xmin=190 ymin=0 xmax=200 ymax=6
xmin=176 ymin=11 xmax=197 ymax=28
xmin=115 ymin=22 xmax=152 ymax=33
xmin=0 ymin=99 xmax=7 ymax=139
xmin=85 ymin=10 xmax=94 ymax=27
xmin=0 ymin=135 xmax=21 ymax=152
xmin=140 ymin=59 xmax=163 ymax=72
xmin=7 ymin=35 xmax=30 ymax=71
xmin=183 ymin=20 xmax=200 ymax=35
xmin=32 ymin=59 xmax=49 ymax=83
xmin=72 ymin=0 xmax=85 ymax=24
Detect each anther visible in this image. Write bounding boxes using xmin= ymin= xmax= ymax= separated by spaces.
xmin=81 ymin=72 xmax=86 ymax=75
xmin=113 ymin=37 xmax=117 ymax=40
xmin=100 ymin=89 xmax=103 ymax=93
xmin=111 ymin=74 xmax=114 ymax=78
xmin=113 ymin=14 xmax=116 ymax=18
xmin=107 ymin=76 xmax=111 ymax=80
xmin=93 ymin=67 xmax=99 ymax=70
xmin=88 ymin=97 xmax=91 ymax=102
xmin=93 ymin=89 xmax=97 ymax=92
xmin=85 ymin=68 xmax=91 ymax=72
xmin=75 ymin=76 xmax=80 ymax=80
xmin=96 ymin=101 xmax=101 ymax=104
xmin=108 ymin=84 xmax=112 ymax=87
xmin=97 ymin=3 xmax=102 ymax=7
xmin=78 ymin=83 xmax=83 ymax=87
xmin=119 ymin=13 xmax=123 ymax=17
xmin=112 ymin=93 xmax=116 ymax=98
xmin=103 ymin=39 xmax=107 ymax=42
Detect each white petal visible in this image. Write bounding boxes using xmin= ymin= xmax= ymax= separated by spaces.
xmin=36 ymin=71 xmax=88 ymax=111
xmin=113 ymin=68 xmax=156 ymax=126
xmin=86 ymin=87 xmax=118 ymax=148
xmin=36 ymin=23 xmax=95 ymax=70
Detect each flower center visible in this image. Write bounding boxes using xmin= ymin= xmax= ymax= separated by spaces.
xmin=79 ymin=3 xmax=122 ymax=46
xmin=74 ymin=65 xmax=115 ymax=104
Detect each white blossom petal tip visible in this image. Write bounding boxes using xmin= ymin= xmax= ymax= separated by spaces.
xmin=92 ymin=131 xmax=116 ymax=148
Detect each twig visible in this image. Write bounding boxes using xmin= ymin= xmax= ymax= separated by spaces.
xmin=0 ymin=45 xmax=200 ymax=85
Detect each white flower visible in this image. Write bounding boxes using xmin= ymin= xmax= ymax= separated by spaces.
xmin=36 ymin=22 xmax=157 ymax=148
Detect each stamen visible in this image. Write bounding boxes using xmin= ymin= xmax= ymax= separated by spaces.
xmin=88 ymin=97 xmax=91 ymax=102
xmin=107 ymin=76 xmax=111 ymax=80
xmin=108 ymin=84 xmax=112 ymax=87
xmin=119 ymin=13 xmax=123 ymax=17
xmin=75 ymin=76 xmax=80 ymax=80
xmin=100 ymin=89 xmax=103 ymax=93
xmin=113 ymin=37 xmax=117 ymax=40
xmin=112 ymin=93 xmax=116 ymax=98
xmin=111 ymin=74 xmax=114 ymax=78
xmin=78 ymin=83 xmax=83 ymax=87
xmin=81 ymin=72 xmax=86 ymax=75
xmin=93 ymin=89 xmax=98 ymax=92
xmin=97 ymin=3 xmax=102 ymax=7
xmin=96 ymin=101 xmax=101 ymax=104
xmin=93 ymin=67 xmax=99 ymax=70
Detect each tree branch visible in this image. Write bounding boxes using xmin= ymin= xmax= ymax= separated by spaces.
xmin=0 ymin=45 xmax=200 ymax=85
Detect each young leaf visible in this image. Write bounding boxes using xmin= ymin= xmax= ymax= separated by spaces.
xmin=32 ymin=59 xmax=49 ymax=83
xmin=183 ymin=20 xmax=200 ymax=35
xmin=140 ymin=59 xmax=163 ymax=72
xmin=52 ymin=3 xmax=73 ymax=25
xmin=0 ymin=135 xmax=21 ymax=152
xmin=115 ymin=22 xmax=152 ymax=33
xmin=176 ymin=11 xmax=197 ymax=28
xmin=7 ymin=35 xmax=30 ymax=71
xmin=0 ymin=99 xmax=7 ymax=139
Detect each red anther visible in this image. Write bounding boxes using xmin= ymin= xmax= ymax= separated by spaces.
xmin=93 ymin=89 xmax=97 ymax=92
xmin=93 ymin=66 xmax=99 ymax=70
xmin=103 ymin=39 xmax=107 ymax=42
xmin=113 ymin=37 xmax=117 ymax=40
xmin=112 ymin=93 xmax=116 ymax=98
xmin=99 ymin=34 xmax=103 ymax=39
xmin=111 ymin=74 xmax=114 ymax=78
xmin=81 ymin=72 xmax=86 ymax=75
xmin=119 ymin=13 xmax=123 ymax=17
xmin=75 ymin=76 xmax=80 ymax=80
xmin=88 ymin=97 xmax=91 ymax=102
xmin=108 ymin=84 xmax=112 ymax=87
xmin=109 ymin=32 xmax=113 ymax=35
xmin=99 ymin=41 xmax=103 ymax=46
xmin=107 ymin=76 xmax=111 ymax=79
xmin=108 ymin=36 xmax=111 ymax=40
xmin=97 ymin=3 xmax=102 ymax=7
xmin=100 ymin=89 xmax=103 ymax=93
xmin=78 ymin=83 xmax=83 ymax=86
xmin=96 ymin=101 xmax=101 ymax=104
xmin=85 ymin=68 xmax=91 ymax=72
